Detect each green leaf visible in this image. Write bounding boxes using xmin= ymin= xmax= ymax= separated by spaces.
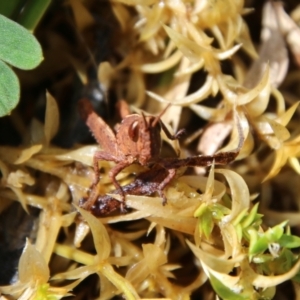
xmin=194 ymin=202 xmax=207 ymax=218
xmin=200 ymin=207 xmax=214 ymax=239
xmin=241 ymin=203 xmax=259 ymax=228
xmin=264 ymin=221 xmax=287 ymax=242
xmin=249 ymin=222 xmax=288 ymax=257
xmin=257 ymin=249 xmax=297 ymax=276
xmin=0 ymin=59 xmax=19 ymax=116
xmin=248 ymin=229 xmax=268 ymax=256
xmin=279 ymin=234 xmax=300 ymax=249
xmin=212 ymin=203 xmax=231 ymax=218
xmin=0 ymin=14 xmax=43 ymax=69
xmin=209 ymin=273 xmax=249 ymax=300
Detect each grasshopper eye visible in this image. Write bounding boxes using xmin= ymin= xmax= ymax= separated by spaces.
xmin=128 ymin=121 xmax=139 ymax=141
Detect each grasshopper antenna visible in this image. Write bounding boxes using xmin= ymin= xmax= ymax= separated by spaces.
xmin=151 ymin=103 xmax=171 ymax=127
xmin=141 ymin=111 xmax=148 ymax=129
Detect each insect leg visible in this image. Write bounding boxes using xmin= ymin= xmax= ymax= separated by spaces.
xmin=108 ymin=160 xmax=134 ymax=212
xmin=81 ymin=184 xmax=100 ymax=211
xmin=82 ymin=151 xmax=121 ymax=211
xmin=78 ymin=98 xmax=119 ymax=154
xmin=157 ymin=168 xmax=177 ymax=205
xmin=160 ymin=120 xmax=185 ymax=140
xmin=92 ymin=151 xmax=120 ymax=186
xmin=159 ymin=151 xmax=239 ymax=169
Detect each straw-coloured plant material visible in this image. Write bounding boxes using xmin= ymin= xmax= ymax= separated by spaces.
xmin=1 ymin=0 xmax=300 ymax=299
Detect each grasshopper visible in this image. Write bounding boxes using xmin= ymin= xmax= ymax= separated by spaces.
xmin=79 ymin=98 xmax=243 ymax=212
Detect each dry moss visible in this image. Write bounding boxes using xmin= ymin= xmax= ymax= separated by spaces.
xmin=1 ymin=0 xmax=300 ymax=299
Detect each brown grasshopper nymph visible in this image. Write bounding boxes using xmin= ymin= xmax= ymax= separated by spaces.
xmin=78 ymin=98 xmax=184 ymax=211
xmin=79 ymin=98 xmax=243 ymax=214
